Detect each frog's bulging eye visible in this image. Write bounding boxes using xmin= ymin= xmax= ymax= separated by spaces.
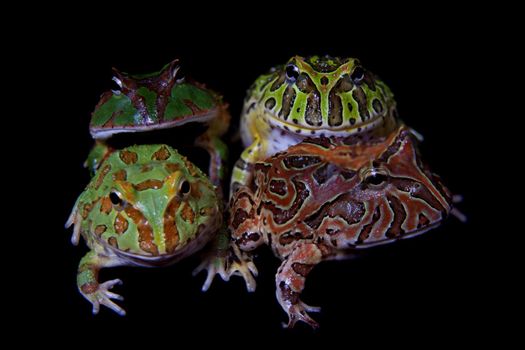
xmin=112 ymin=76 xmax=122 ymax=89
xmin=351 ymin=66 xmax=365 ymax=83
xmin=363 ymin=168 xmax=389 ymax=189
xmin=285 ymin=64 xmax=300 ymax=81
xmin=366 ymin=173 xmax=388 ymax=186
xmin=110 ymin=192 xmax=122 ymax=205
xmin=173 ymin=65 xmax=185 ymax=82
xmin=179 ymin=180 xmax=191 ymax=195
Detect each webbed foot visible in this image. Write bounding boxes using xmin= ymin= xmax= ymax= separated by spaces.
xmin=82 ymin=279 xmax=125 ymax=316
xmin=193 ymin=241 xmax=257 ymax=292
xmin=282 ymin=301 xmax=321 ymax=329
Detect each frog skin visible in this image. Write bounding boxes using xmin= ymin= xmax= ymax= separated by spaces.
xmin=230 ymin=55 xmax=400 ymax=196
xmin=87 ymin=59 xmax=230 ymax=188
xmin=228 ymin=126 xmax=456 ymax=328
xmin=66 ymin=144 xmax=225 ymax=315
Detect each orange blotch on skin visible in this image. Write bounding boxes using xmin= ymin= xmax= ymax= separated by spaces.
xmin=134 ymin=179 xmax=164 ymax=191
xmin=113 ymin=169 xmax=127 ymax=181
xmin=181 ymin=203 xmax=195 ymax=223
xmin=80 ymin=282 xmax=98 ymax=294
xmin=163 ymin=198 xmax=181 ymax=254
xmin=100 ymin=197 xmax=113 ymax=214
xmin=108 ymin=237 xmax=118 ymax=248
xmin=125 ymin=207 xmax=158 ymax=255
xmin=94 ymin=224 xmax=107 ymax=236
xmin=120 ymin=150 xmax=138 ymax=165
xmin=95 ymin=165 xmax=111 ymax=189
xmin=165 ymin=163 xmax=179 ymax=173
xmin=152 ymin=146 xmax=171 ymax=161
xmin=82 ymin=202 xmax=94 ymax=219
xmin=114 ymin=213 xmax=129 ymax=234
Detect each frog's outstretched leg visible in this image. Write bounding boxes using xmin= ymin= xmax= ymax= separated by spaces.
xmin=77 ymin=250 xmax=126 ymax=316
xmin=195 ymin=105 xmax=231 ymax=190
xmin=193 ymin=227 xmax=258 ymax=292
xmin=276 ymin=243 xmax=330 ymax=329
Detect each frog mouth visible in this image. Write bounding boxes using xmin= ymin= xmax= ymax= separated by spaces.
xmin=97 ymin=218 xmax=218 ymax=267
xmin=91 ymin=111 xmax=217 ymax=139
xmin=266 ymin=111 xmax=385 ymax=135
xmin=353 ymin=220 xmax=444 ymax=249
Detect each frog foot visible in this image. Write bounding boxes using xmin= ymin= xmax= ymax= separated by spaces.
xmin=83 ymin=279 xmax=126 ymax=316
xmin=283 ymin=301 xmax=321 ymax=329
xmin=193 ymin=244 xmax=258 ymax=292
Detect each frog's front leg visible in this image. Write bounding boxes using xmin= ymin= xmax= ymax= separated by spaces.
xmin=77 ymin=250 xmax=126 ymax=316
xmin=195 ymin=135 xmax=228 ymax=190
xmin=195 ymin=106 xmax=231 ymax=190
xmin=276 ymin=243 xmax=332 ymax=329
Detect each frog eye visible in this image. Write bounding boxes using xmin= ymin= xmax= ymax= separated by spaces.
xmin=351 ymin=66 xmax=365 ymax=83
xmin=363 ymin=168 xmax=389 ymax=188
xmin=111 ymin=76 xmax=123 ymax=94
xmin=109 ymin=191 xmax=123 ymax=205
xmin=173 ymin=65 xmax=185 ymax=82
xmin=179 ymin=180 xmax=191 ymax=196
xmin=285 ymin=64 xmax=300 ymax=81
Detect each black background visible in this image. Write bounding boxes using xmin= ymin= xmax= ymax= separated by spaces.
xmin=23 ymin=11 xmax=499 ymax=345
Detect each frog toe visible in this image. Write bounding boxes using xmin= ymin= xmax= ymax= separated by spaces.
xmin=85 ymin=279 xmax=126 ymax=316
xmin=284 ymin=301 xmax=321 ymax=329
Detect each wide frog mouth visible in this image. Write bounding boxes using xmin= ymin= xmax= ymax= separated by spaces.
xmin=96 ymin=213 xmax=220 ymax=268
xmin=264 ymin=109 xmax=387 ymax=136
xmin=90 ymin=110 xmax=218 ymax=139
xmin=352 ymin=219 xmax=445 ymax=250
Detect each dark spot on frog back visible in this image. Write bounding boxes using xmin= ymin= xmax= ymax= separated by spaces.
xmin=152 ymin=146 xmax=171 ymax=161
xmin=282 ymin=155 xmax=321 ymax=169
xmin=134 ymin=179 xmax=164 ymax=191
xmin=119 ymin=150 xmax=138 ymax=165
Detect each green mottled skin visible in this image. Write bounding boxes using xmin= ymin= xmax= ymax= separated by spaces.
xmin=67 ymin=144 xmax=222 ymax=315
xmin=91 ymin=83 xmax=218 ymax=128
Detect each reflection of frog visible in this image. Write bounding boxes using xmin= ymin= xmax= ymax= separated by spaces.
xmin=231 ymin=55 xmax=399 ymax=196
xmin=66 ymin=145 xmax=222 ymax=315
xmin=87 ymin=59 xmax=230 ymax=188
xmin=229 ymin=127 xmax=458 ymax=328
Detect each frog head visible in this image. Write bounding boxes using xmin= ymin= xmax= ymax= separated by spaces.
xmin=74 ymin=145 xmax=221 ymax=262
xmin=253 ymin=55 xmax=397 ymax=135
xmin=89 ymin=59 xmax=223 ymax=139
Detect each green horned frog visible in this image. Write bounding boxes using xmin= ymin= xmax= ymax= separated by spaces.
xmin=66 ymin=145 xmax=254 ymax=315
xmin=66 ymin=145 xmax=222 ymax=315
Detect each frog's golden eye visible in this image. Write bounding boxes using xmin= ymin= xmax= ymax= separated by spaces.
xmin=285 ymin=64 xmax=300 ymax=81
xmin=179 ymin=180 xmax=191 ymax=196
xmin=110 ymin=191 xmax=123 ymax=205
xmin=351 ymin=66 xmax=365 ymax=83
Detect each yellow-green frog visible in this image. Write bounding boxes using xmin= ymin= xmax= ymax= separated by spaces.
xmin=231 ymin=55 xmax=400 ymax=196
